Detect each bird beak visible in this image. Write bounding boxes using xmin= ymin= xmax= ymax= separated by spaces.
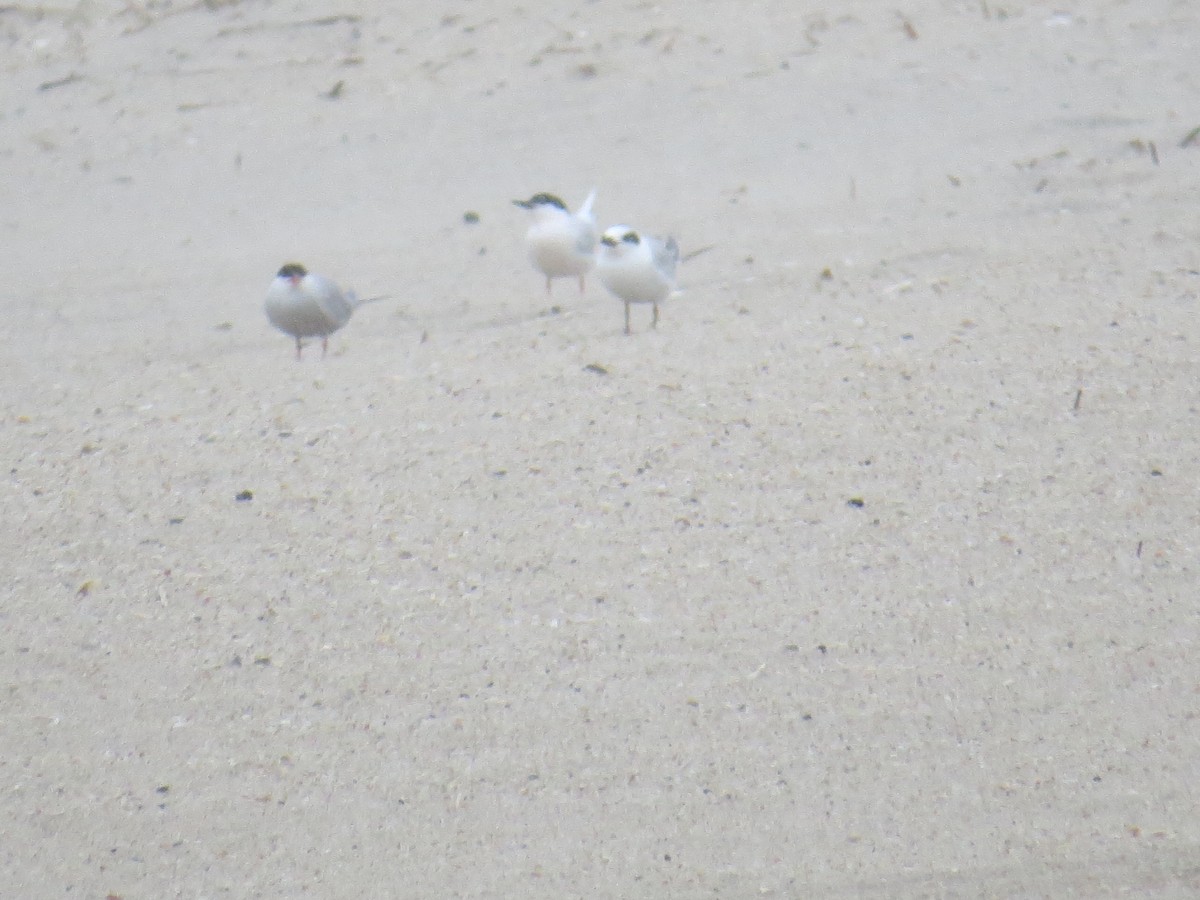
xmin=513 ymin=199 xmax=532 ymax=208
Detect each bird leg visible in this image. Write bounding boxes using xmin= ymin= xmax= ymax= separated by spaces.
xmin=624 ymin=301 xmax=632 ymax=335
xmin=578 ymin=275 xmax=586 ymax=294
xmin=651 ymin=302 xmax=659 ymax=329
xmin=295 ymin=337 xmax=304 ymax=361
xmin=545 ymin=276 xmax=553 ymax=295
xmin=321 ymin=337 xmax=329 ymax=357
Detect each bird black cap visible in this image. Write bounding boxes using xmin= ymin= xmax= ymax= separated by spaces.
xmin=513 ymin=193 xmax=568 ymax=210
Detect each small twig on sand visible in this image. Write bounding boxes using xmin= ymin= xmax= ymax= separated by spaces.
xmin=38 ymin=72 xmax=83 ymax=91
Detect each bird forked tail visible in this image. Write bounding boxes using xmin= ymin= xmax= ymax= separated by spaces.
xmin=579 ymin=188 xmax=597 ymax=221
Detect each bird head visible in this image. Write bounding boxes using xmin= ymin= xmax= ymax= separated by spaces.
xmin=600 ymin=227 xmax=640 ymax=252
xmin=277 ymin=262 xmax=308 ymax=286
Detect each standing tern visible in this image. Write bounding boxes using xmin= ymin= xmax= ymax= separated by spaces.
xmin=596 ymin=225 xmax=680 ymax=334
xmin=512 ymin=189 xmax=597 ymax=295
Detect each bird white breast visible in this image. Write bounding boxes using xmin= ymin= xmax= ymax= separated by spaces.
xmin=265 ymin=275 xmax=352 ymax=338
xmin=598 ymin=251 xmax=673 ymax=304
xmin=526 ymin=223 xmax=594 ymax=278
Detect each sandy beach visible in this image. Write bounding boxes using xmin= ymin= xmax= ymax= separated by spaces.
xmin=3 ymin=1 xmax=1199 ymax=896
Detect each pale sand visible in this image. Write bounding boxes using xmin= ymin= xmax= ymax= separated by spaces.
xmin=3 ymin=1 xmax=1199 ymax=896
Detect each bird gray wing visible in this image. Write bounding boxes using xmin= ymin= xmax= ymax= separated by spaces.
xmin=574 ymin=218 xmax=597 ymax=255
xmin=309 ymin=274 xmax=355 ymax=326
xmin=650 ymin=236 xmax=680 ymax=279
